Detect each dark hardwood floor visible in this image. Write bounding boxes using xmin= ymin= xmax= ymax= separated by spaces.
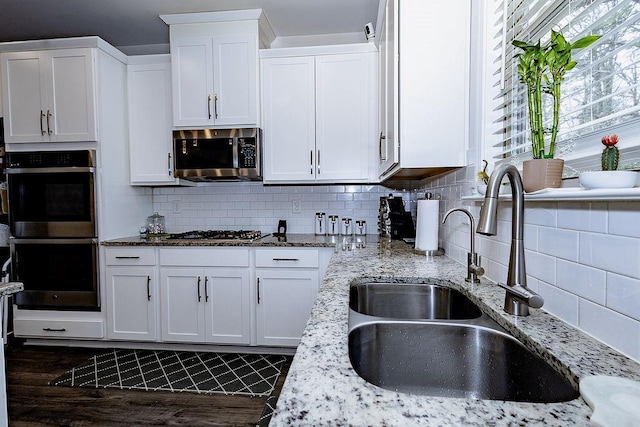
xmin=5 ymin=343 xmax=290 ymax=426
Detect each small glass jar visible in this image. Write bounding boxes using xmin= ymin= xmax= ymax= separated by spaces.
xmin=146 ymin=212 xmax=165 ymax=235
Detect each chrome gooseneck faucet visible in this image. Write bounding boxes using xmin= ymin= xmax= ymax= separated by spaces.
xmin=442 ymin=208 xmax=484 ymax=283
xmin=476 ymin=164 xmax=544 ymax=316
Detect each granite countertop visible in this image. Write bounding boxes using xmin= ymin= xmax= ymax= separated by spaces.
xmin=267 ymin=238 xmax=640 ymax=426
xmin=0 ymin=282 xmax=23 ymax=297
xmin=102 ymin=233 xmax=640 ymax=425
xmin=101 ymin=233 xmax=341 ymax=248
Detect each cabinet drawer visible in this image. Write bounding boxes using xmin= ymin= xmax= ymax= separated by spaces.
xmin=105 ymin=247 xmax=156 ymax=266
xmin=159 ymin=248 xmax=250 ymax=267
xmin=255 ymin=248 xmax=319 ymax=268
xmin=14 ymin=318 xmax=104 ymax=339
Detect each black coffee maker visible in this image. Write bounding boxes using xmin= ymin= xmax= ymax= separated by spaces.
xmin=378 ymin=194 xmax=415 ymax=240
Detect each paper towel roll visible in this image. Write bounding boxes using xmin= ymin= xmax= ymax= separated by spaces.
xmin=415 ymin=200 xmax=439 ymax=251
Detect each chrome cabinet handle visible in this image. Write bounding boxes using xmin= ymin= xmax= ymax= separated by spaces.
xmin=43 ymin=328 xmax=66 ymax=332
xmin=147 ymin=275 xmax=151 ymax=301
xmin=379 ymin=132 xmax=387 ymax=161
xmin=167 ymin=153 xmax=172 ymax=176
xmin=115 ymin=256 xmax=140 ymax=259
xmin=207 ymin=94 xmax=212 ymax=119
xmin=310 ymin=150 xmax=313 ymax=174
xmin=204 ymin=277 xmax=209 ymax=302
xmin=47 ymin=110 xmax=52 ymax=135
xmin=214 ymin=94 xmax=219 ymax=119
xmin=272 ymin=258 xmax=300 ymax=262
xmin=40 ymin=110 xmax=46 ymax=135
xmin=197 ymin=276 xmax=202 ymax=302
xmin=317 ymin=150 xmax=320 ymax=174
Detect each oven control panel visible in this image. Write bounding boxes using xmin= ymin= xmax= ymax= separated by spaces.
xmin=8 ymin=150 xmax=95 ymax=168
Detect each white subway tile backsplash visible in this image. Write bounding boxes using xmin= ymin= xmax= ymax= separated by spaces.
xmin=556 ymin=259 xmax=606 ymax=304
xmin=525 ymin=250 xmax=556 ymax=285
xmin=579 ymin=299 xmax=640 ymax=361
xmin=606 ymin=272 xmax=640 ymax=321
xmin=579 ymin=232 xmax=640 ymax=279
xmin=538 ymin=227 xmax=578 ymax=261
xmin=609 ymin=202 xmax=640 ymax=238
xmin=152 ymin=183 xmax=390 ymax=234
xmin=525 ymin=203 xmax=557 ymax=227
xmin=557 ymin=202 xmax=607 ymax=233
xmin=538 ymin=280 xmax=579 ymax=326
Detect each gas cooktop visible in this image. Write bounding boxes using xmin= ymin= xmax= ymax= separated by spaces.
xmin=166 ymin=230 xmax=264 ymax=240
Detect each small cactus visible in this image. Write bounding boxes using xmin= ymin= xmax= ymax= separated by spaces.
xmin=601 ymin=134 xmax=619 ymax=171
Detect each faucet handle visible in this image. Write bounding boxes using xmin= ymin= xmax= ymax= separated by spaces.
xmin=466 ymin=252 xmax=484 ymax=283
xmin=497 ymin=282 xmax=544 ymax=309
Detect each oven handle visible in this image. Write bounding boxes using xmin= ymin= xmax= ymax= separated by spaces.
xmin=10 ymin=238 xmax=98 ymax=245
xmin=6 ymin=166 xmax=95 ymax=174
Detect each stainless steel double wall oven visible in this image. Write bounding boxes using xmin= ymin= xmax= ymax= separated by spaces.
xmin=7 ymin=150 xmax=99 ymax=310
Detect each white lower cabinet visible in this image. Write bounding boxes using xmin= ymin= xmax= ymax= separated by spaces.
xmin=100 ymin=246 xmax=325 ymax=348
xmin=255 ymin=248 xmax=320 ymax=347
xmin=255 ymin=269 xmax=318 ymax=347
xmin=104 ymin=247 xmax=158 ymax=341
xmin=105 ymin=267 xmax=157 ymax=341
xmin=159 ymin=248 xmax=251 ymax=345
xmin=205 ymin=269 xmax=251 ymax=344
xmin=159 ymin=267 xmax=250 ymax=344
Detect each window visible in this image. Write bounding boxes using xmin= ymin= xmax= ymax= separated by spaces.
xmin=490 ymin=0 xmax=640 ymax=175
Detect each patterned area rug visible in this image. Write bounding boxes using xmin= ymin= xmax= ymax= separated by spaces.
xmin=256 ymin=395 xmax=279 ymax=427
xmin=49 ymin=349 xmax=287 ymax=397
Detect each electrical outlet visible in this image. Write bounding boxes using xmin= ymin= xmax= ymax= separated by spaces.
xmin=172 ymin=200 xmax=181 ymax=214
xmin=292 ymin=200 xmax=302 ymax=214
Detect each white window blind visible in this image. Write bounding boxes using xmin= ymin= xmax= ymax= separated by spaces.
xmin=491 ymin=0 xmax=640 ymax=175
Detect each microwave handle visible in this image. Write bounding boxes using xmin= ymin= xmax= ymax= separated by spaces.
xmin=232 ymin=137 xmax=239 ymax=169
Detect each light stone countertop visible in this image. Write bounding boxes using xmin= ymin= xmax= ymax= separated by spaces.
xmin=0 ymin=282 xmax=22 ymax=297
xmin=102 ymin=234 xmax=640 ymax=425
xmin=102 ymin=233 xmax=341 ymax=248
xmin=266 ymin=237 xmax=640 ymax=426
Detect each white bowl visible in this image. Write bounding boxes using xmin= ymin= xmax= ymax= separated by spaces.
xmin=579 ymin=171 xmax=638 ymax=189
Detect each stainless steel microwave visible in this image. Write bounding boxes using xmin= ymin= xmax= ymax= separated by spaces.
xmin=173 ymin=128 xmax=262 ymax=181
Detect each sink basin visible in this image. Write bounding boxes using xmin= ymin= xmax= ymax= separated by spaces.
xmin=348 ymin=321 xmax=578 ymax=403
xmin=349 ymin=283 xmax=482 ymax=320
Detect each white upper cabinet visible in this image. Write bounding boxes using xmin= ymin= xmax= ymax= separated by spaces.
xmin=261 ymin=56 xmax=316 ymax=182
xmin=171 ymin=35 xmax=258 ymax=127
xmin=261 ymin=46 xmax=378 ymax=184
xmin=162 ymin=10 xmax=273 ymax=129
xmin=127 ymin=56 xmax=178 ymax=185
xmin=1 ymin=48 xmax=98 ymax=143
xmin=378 ymin=0 xmax=470 ymax=180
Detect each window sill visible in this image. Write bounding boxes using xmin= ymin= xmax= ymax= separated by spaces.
xmin=462 ymin=187 xmax=640 ymax=202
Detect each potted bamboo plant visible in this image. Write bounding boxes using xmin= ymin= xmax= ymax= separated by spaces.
xmin=513 ymin=30 xmax=600 ymax=192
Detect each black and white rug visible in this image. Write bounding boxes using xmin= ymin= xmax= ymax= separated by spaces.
xmin=49 ymin=349 xmax=287 ymax=397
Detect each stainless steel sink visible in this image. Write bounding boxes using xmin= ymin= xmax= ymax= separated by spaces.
xmin=348 ymin=321 xmax=579 ymax=403
xmin=349 ymin=282 xmax=482 ymax=320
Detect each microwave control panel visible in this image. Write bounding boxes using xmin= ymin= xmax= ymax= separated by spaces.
xmin=238 ymin=138 xmax=256 ymax=168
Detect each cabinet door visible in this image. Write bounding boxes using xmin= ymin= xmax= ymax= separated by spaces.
xmin=315 ymin=53 xmax=375 ymax=182
xmin=105 ymin=266 xmax=157 ymax=341
xmin=47 ymin=48 xmax=97 ymax=142
xmin=128 ymin=61 xmax=177 ymax=185
xmin=378 ymin=0 xmax=399 ymax=176
xmin=204 ymin=268 xmax=251 ymax=344
xmin=261 ymin=56 xmax=316 ymax=182
xmin=1 ymin=51 xmax=47 ymax=142
xmin=160 ymin=268 xmax=206 ymax=342
xmin=212 ymin=34 xmax=258 ymax=126
xmin=171 ymin=37 xmax=214 ymax=127
xmin=1 ymin=48 xmax=97 ymax=144
xmin=255 ymin=269 xmax=318 ymax=347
